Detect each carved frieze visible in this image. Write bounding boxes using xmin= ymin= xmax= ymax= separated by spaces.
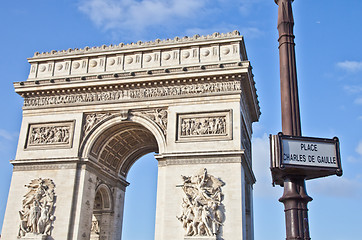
xmin=177 ymin=168 xmax=225 ymax=238
xmin=177 ymin=111 xmax=232 ymax=142
xmin=26 ymin=121 xmax=75 ymax=149
xmin=23 ymin=80 xmax=241 ymax=108
xmin=18 ymin=178 xmax=56 ymax=238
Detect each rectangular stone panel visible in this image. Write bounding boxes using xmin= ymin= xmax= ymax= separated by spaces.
xmin=25 ymin=121 xmax=75 ymax=150
xmin=176 ymin=110 xmax=232 ymax=142
xmin=184 ymin=237 xmax=217 ymax=240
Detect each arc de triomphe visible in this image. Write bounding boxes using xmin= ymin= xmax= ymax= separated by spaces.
xmin=1 ymin=31 xmax=260 ymax=240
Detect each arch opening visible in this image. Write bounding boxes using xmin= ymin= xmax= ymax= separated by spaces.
xmin=121 ymin=152 xmax=158 ymax=240
xmin=87 ymin=119 xmax=161 ymax=240
xmin=88 ymin=120 xmax=159 ymax=178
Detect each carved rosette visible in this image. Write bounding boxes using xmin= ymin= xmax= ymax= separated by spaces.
xmin=177 ymin=169 xmax=225 ymax=238
xmin=18 ymin=178 xmax=56 ymax=238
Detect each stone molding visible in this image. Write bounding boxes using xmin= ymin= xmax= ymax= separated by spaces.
xmin=157 ymin=157 xmax=242 ymax=167
xmin=155 ymin=151 xmax=244 ymax=167
xmin=13 ymin=162 xmax=78 ymax=172
xmin=184 ymin=237 xmax=217 ymax=240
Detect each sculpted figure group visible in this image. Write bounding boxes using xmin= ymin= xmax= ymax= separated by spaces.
xmin=18 ymin=178 xmax=56 ymax=238
xmin=177 ymin=168 xmax=225 ymax=237
xmin=29 ymin=126 xmax=70 ymax=145
xmin=181 ymin=117 xmax=226 ymax=137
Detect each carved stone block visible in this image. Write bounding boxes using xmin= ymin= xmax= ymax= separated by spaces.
xmin=184 ymin=237 xmax=217 ymax=240
xmin=21 ymin=233 xmax=47 ymax=240
xmin=25 ymin=121 xmax=75 ymax=149
xmin=177 ymin=111 xmax=232 ymax=142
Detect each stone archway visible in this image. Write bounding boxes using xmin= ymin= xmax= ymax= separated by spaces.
xmin=91 ymin=184 xmax=113 ymax=240
xmin=2 ymin=31 xmax=260 ymax=240
xmin=77 ymin=115 xmax=165 ymax=240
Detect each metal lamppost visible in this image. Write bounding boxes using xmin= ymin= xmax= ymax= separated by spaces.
xmin=274 ymin=0 xmax=312 ymax=239
xmin=271 ymin=1 xmax=343 ymax=239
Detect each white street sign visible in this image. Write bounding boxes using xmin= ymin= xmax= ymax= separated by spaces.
xmin=281 ymin=138 xmax=339 ymax=168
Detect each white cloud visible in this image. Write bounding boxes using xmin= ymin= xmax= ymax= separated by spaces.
xmin=238 ymin=0 xmax=256 ymax=16
xmin=337 ymin=61 xmax=362 ymax=72
xmin=354 ymin=97 xmax=362 ymax=105
xmin=308 ymin=176 xmax=361 ymax=198
xmin=0 ymin=129 xmax=16 ymax=141
xmin=344 ymin=85 xmax=362 ymax=94
xmin=356 ymin=141 xmax=362 ymax=156
xmin=252 ymin=134 xmax=283 ymax=198
xmin=78 ymin=0 xmax=207 ymax=36
xmin=78 ymin=0 xmax=264 ymax=39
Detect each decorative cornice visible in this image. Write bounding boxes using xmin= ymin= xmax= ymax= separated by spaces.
xmin=31 ymin=31 xmax=242 ymax=59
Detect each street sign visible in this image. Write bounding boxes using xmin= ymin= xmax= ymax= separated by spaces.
xmin=270 ymin=133 xmax=342 ymax=186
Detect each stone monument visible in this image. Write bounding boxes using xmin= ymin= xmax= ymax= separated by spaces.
xmin=1 ymin=31 xmax=260 ymax=240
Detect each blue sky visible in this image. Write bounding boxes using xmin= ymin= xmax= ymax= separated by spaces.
xmin=1 ymin=0 xmax=362 ymax=239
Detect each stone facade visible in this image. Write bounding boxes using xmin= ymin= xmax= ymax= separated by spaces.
xmin=2 ymin=31 xmax=260 ymax=240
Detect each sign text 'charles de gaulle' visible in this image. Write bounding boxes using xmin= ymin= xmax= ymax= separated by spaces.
xmin=270 ymin=133 xmax=342 ymax=185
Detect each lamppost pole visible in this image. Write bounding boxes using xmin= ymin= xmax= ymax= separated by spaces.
xmin=274 ymin=0 xmax=312 ymax=239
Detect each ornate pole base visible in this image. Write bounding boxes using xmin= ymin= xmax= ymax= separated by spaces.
xmin=279 ymin=177 xmax=312 ymax=240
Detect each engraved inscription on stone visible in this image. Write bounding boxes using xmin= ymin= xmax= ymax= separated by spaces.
xmin=177 ymin=111 xmax=231 ymax=141
xmin=26 ymin=121 xmax=74 ymax=149
xmin=177 ymin=168 xmax=225 ymax=238
xmin=18 ymin=178 xmax=56 ymax=238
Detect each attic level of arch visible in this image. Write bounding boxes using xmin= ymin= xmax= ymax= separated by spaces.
xmin=15 ymin=60 xmax=251 ymax=92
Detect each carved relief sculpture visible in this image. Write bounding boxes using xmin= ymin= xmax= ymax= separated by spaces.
xmin=29 ymin=126 xmax=69 ymax=145
xmin=177 ymin=169 xmax=225 ymax=238
xmin=136 ymin=108 xmax=168 ymax=136
xmin=18 ymin=178 xmax=56 ymax=238
xmin=90 ymin=215 xmax=100 ymax=240
xmin=83 ymin=112 xmax=112 ymax=135
xmin=26 ymin=121 xmax=74 ymax=149
xmin=177 ymin=111 xmax=231 ymax=142
xmin=180 ymin=116 xmax=226 ymax=137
